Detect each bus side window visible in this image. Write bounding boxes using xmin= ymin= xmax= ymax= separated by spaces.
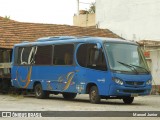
xmin=53 ymin=44 xmax=74 ymax=65
xmin=76 ymin=44 xmax=88 ymax=67
xmin=34 ymin=45 xmax=52 ymax=65
xmin=88 ymin=48 xmax=107 ymax=71
xmin=16 ymin=47 xmax=32 ymax=65
xmin=77 ymin=43 xmax=107 ymax=71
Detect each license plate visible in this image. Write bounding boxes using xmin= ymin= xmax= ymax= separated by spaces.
xmin=131 ymin=94 xmax=139 ymax=97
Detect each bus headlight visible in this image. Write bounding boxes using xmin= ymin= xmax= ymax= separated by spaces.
xmin=146 ymin=80 xmax=152 ymax=85
xmin=112 ymin=78 xmax=124 ymax=85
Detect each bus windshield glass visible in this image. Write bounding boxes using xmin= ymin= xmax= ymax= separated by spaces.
xmin=105 ymin=42 xmax=150 ymax=74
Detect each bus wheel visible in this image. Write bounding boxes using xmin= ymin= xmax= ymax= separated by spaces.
xmin=123 ymin=97 xmax=134 ymax=104
xmin=89 ymin=86 xmax=101 ymax=104
xmin=62 ymin=92 xmax=77 ymax=100
xmin=0 ymin=81 xmax=2 ymax=92
xmin=34 ymin=84 xmax=48 ymax=99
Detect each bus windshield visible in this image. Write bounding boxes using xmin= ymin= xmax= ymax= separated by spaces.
xmin=105 ymin=42 xmax=150 ymax=74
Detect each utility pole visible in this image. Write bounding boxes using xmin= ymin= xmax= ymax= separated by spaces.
xmin=77 ymin=0 xmax=79 ymax=15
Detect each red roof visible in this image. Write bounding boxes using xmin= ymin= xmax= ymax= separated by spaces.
xmin=0 ymin=17 xmax=121 ymax=48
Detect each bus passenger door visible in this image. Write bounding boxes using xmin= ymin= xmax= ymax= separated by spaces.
xmin=76 ymin=43 xmax=110 ymax=95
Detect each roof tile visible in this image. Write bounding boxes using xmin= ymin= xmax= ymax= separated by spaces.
xmin=0 ymin=16 xmax=121 ymax=48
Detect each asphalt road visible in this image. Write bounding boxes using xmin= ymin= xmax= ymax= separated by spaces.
xmin=0 ymin=94 xmax=159 ymax=120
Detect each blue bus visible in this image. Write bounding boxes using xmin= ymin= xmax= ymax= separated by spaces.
xmin=11 ymin=36 xmax=152 ymax=104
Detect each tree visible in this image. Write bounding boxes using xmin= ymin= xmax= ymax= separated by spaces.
xmin=4 ymin=16 xmax=10 ymax=20
xmin=88 ymin=2 xmax=95 ymax=13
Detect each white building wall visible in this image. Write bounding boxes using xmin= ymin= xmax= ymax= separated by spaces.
xmin=96 ymin=0 xmax=160 ymax=40
xmin=150 ymin=50 xmax=160 ymax=85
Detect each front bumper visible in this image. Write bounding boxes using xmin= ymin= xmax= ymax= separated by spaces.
xmin=109 ymin=84 xmax=152 ymax=96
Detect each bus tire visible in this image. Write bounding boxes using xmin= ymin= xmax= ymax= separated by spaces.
xmin=123 ymin=97 xmax=134 ymax=104
xmin=62 ymin=92 xmax=77 ymax=100
xmin=0 ymin=81 xmax=2 ymax=92
xmin=34 ymin=84 xmax=48 ymax=99
xmin=89 ymin=86 xmax=101 ymax=104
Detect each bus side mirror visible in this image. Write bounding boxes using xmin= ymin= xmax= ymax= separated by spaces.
xmin=96 ymin=43 xmax=101 ymax=49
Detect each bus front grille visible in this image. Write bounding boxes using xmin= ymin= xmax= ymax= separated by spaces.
xmin=125 ymin=81 xmax=144 ymax=86
xmin=123 ymin=90 xmax=145 ymax=93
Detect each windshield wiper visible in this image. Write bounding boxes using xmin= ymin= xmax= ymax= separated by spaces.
xmin=117 ymin=61 xmax=138 ymax=74
xmin=130 ymin=64 xmax=150 ymax=73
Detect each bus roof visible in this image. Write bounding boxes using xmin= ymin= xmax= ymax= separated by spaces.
xmin=14 ymin=36 xmax=138 ymax=47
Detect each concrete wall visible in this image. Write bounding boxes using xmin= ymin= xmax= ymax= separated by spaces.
xmin=148 ymin=50 xmax=160 ymax=85
xmin=73 ymin=13 xmax=95 ymax=27
xmin=96 ymin=0 xmax=160 ymax=40
xmin=142 ymin=47 xmax=160 ymax=94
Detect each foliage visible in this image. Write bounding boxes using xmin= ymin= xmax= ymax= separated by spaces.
xmin=88 ymin=2 xmax=95 ymax=13
xmin=4 ymin=16 xmax=10 ymax=20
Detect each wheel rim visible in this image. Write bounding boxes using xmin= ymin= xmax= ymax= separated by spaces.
xmin=36 ymin=87 xmax=41 ymax=96
xmin=91 ymin=90 xmax=96 ymax=101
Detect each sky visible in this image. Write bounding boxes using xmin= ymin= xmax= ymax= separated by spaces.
xmin=0 ymin=0 xmax=95 ymax=25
